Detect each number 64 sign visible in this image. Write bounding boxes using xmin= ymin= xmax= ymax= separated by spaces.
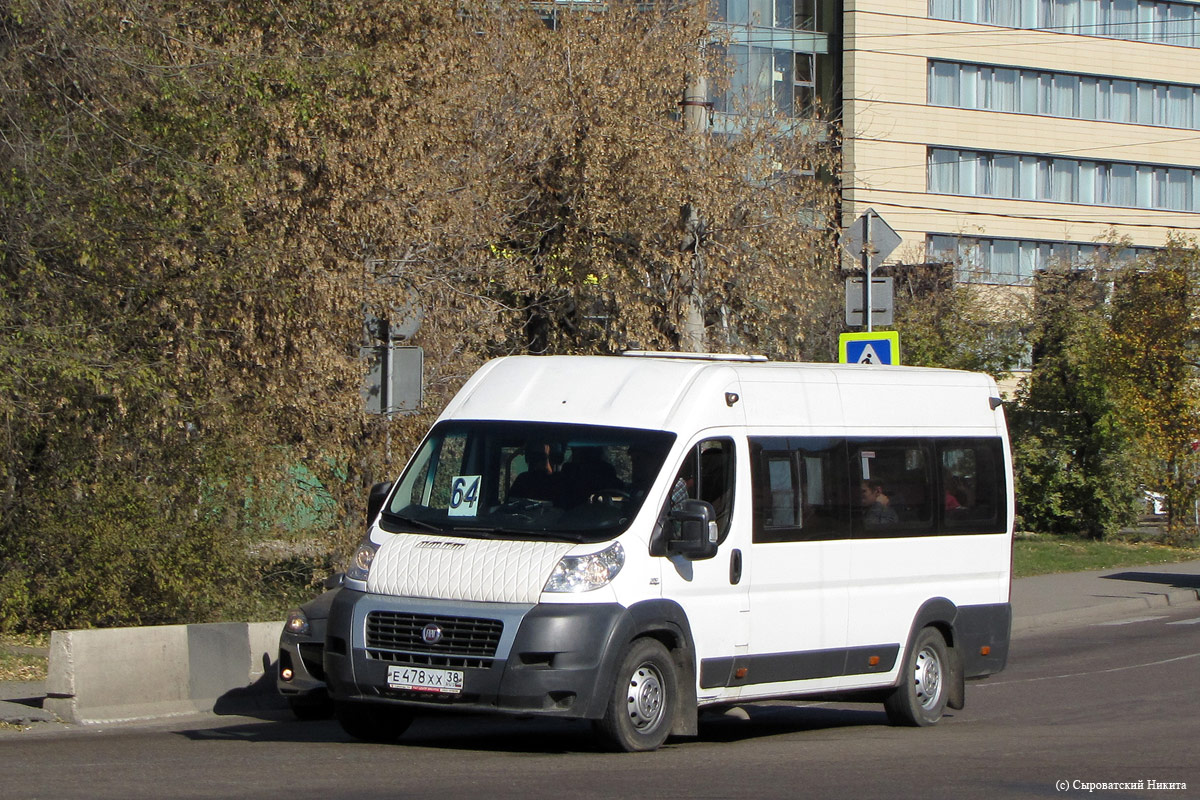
xmin=447 ymin=475 xmax=481 ymax=517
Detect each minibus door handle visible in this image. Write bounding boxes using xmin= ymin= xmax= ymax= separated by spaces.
xmin=729 ymin=549 xmax=743 ymax=585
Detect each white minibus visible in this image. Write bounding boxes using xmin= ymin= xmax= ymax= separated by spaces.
xmin=323 ymin=353 xmax=1013 ymax=751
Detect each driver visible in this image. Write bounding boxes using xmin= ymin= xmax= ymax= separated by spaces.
xmin=509 ymin=442 xmax=563 ymax=503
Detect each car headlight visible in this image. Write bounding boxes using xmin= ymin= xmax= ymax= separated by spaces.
xmin=544 ymin=541 xmax=625 ymax=593
xmin=346 ymin=539 xmax=379 ymax=582
xmin=284 ymin=608 xmax=310 ymax=636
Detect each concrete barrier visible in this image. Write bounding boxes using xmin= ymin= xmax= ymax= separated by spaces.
xmin=45 ymin=621 xmax=284 ymax=724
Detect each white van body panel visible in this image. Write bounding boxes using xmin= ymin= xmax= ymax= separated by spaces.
xmin=442 ymin=355 xmax=745 ymax=435
xmin=655 ymin=428 xmax=752 ymax=704
xmin=366 ymin=534 xmax=574 ymax=605
xmin=325 ymin=354 xmax=1014 ymax=742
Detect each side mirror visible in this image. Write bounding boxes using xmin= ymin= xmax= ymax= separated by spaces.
xmin=665 ymin=499 xmax=719 ymax=561
xmin=367 ymin=481 xmax=393 ymax=527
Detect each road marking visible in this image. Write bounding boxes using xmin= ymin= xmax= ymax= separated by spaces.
xmin=1166 ymin=617 xmax=1200 ymax=626
xmin=978 ymin=652 xmax=1200 ymax=687
xmin=1094 ymin=615 xmax=1167 ymax=626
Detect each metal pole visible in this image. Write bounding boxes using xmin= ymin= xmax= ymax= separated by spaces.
xmin=382 ymin=321 xmax=393 ymax=464
xmin=680 ymin=73 xmax=709 ymax=352
xmin=863 ymin=210 xmax=874 ymax=333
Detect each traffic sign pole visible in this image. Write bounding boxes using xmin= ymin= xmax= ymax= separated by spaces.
xmin=843 ymin=208 xmax=900 ymax=332
xmin=863 ymin=210 xmax=873 ymax=333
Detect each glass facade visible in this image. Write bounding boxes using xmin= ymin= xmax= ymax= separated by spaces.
xmin=714 ymin=0 xmax=819 ymax=30
xmin=711 ymin=0 xmax=825 ymax=119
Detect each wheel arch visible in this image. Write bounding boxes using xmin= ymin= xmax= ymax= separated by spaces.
xmin=899 ymin=597 xmax=966 ymax=711
xmin=622 ymin=599 xmax=700 ymax=737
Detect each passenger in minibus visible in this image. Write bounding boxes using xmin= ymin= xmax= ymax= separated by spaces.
xmin=559 ymin=446 xmax=621 ymax=507
xmin=860 ymin=479 xmax=899 ymax=526
xmin=628 ymin=445 xmax=659 ymax=501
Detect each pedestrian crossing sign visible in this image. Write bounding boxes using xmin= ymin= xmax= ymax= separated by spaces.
xmin=839 ymin=331 xmax=900 ymax=365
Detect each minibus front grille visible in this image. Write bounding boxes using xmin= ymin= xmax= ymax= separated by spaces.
xmin=365 ymin=611 xmax=503 ymax=658
xmin=364 ymin=650 xmax=493 ymax=670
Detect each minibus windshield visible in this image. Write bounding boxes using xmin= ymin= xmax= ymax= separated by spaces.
xmin=381 ymin=421 xmax=676 ymax=544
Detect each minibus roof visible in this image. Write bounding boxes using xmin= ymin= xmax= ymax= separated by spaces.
xmin=438 ymin=354 xmax=1003 ymax=435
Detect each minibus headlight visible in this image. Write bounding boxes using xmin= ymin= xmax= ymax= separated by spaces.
xmin=346 ymin=540 xmax=379 ymax=582
xmin=544 ymin=542 xmax=625 ymax=593
xmin=284 ymin=608 xmax=310 ymax=636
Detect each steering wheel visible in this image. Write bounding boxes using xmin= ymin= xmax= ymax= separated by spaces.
xmin=589 ymin=490 xmax=630 ymax=505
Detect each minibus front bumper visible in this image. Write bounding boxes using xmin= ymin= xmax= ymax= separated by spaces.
xmin=323 ymin=588 xmax=633 ymax=720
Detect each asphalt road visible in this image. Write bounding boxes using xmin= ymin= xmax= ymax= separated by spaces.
xmin=3 ymin=607 xmax=1198 ymax=800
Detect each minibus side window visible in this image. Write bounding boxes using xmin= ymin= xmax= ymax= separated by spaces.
xmin=667 ymin=438 xmax=737 ymax=544
xmin=750 ymin=437 xmax=850 ymax=543
xmin=852 ymin=440 xmax=934 ymax=536
xmin=766 ymin=454 xmax=798 ymax=526
xmin=938 ymin=438 xmax=1007 ymax=534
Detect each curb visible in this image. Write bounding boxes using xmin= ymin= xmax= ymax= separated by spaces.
xmin=1012 ymin=587 xmax=1200 ymax=634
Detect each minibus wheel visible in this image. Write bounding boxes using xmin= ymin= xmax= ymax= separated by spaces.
xmin=885 ymin=627 xmax=949 ymax=727
xmin=335 ymin=701 xmax=414 ymax=743
xmin=288 ymin=692 xmax=334 ymax=721
xmin=595 ymin=638 xmax=677 ymax=752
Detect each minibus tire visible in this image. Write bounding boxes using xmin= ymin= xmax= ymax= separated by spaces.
xmin=594 ymin=638 xmax=677 ymax=752
xmin=335 ymin=701 xmax=414 ymax=743
xmin=288 ymin=693 xmax=334 ymax=721
xmin=885 ymin=627 xmax=949 ymax=727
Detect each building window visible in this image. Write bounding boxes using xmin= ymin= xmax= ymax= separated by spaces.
xmin=928 ymin=60 xmax=1200 ymax=129
xmin=926 ymin=234 xmax=1154 ymax=285
xmin=711 ymin=1 xmax=823 ymax=120
xmin=717 ymin=0 xmax=814 ymax=29
xmin=930 ymin=0 xmax=1200 ymax=48
xmin=713 ymin=44 xmax=817 ymax=118
xmin=928 ymin=146 xmax=1200 ymax=212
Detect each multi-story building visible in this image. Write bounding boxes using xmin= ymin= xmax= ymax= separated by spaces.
xmin=718 ymin=0 xmax=1200 ymax=287
xmin=841 ymin=0 xmax=1200 ymax=285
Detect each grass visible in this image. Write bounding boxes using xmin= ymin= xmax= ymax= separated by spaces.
xmin=0 ymin=633 xmax=49 ymax=683
xmin=0 ymin=653 xmax=46 ymax=683
xmin=1013 ymin=533 xmax=1200 ymax=578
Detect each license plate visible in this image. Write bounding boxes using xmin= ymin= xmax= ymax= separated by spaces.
xmin=386 ymin=665 xmax=464 ymax=694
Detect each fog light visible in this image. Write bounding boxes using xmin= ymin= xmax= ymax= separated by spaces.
xmin=281 ymin=667 xmax=294 ymax=681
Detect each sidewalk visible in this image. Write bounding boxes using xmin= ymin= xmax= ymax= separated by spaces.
xmin=3 ymin=560 xmax=1199 ymax=727
xmin=1010 ymin=558 xmax=1200 ymax=633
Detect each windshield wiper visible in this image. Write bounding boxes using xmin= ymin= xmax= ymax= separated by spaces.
xmin=381 ymin=512 xmax=444 ymax=533
xmin=452 ymin=526 xmax=583 ymax=544
xmin=451 ymin=526 xmax=524 ymax=539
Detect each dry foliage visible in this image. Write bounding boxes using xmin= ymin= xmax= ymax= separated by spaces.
xmin=0 ymin=0 xmax=840 ymax=630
